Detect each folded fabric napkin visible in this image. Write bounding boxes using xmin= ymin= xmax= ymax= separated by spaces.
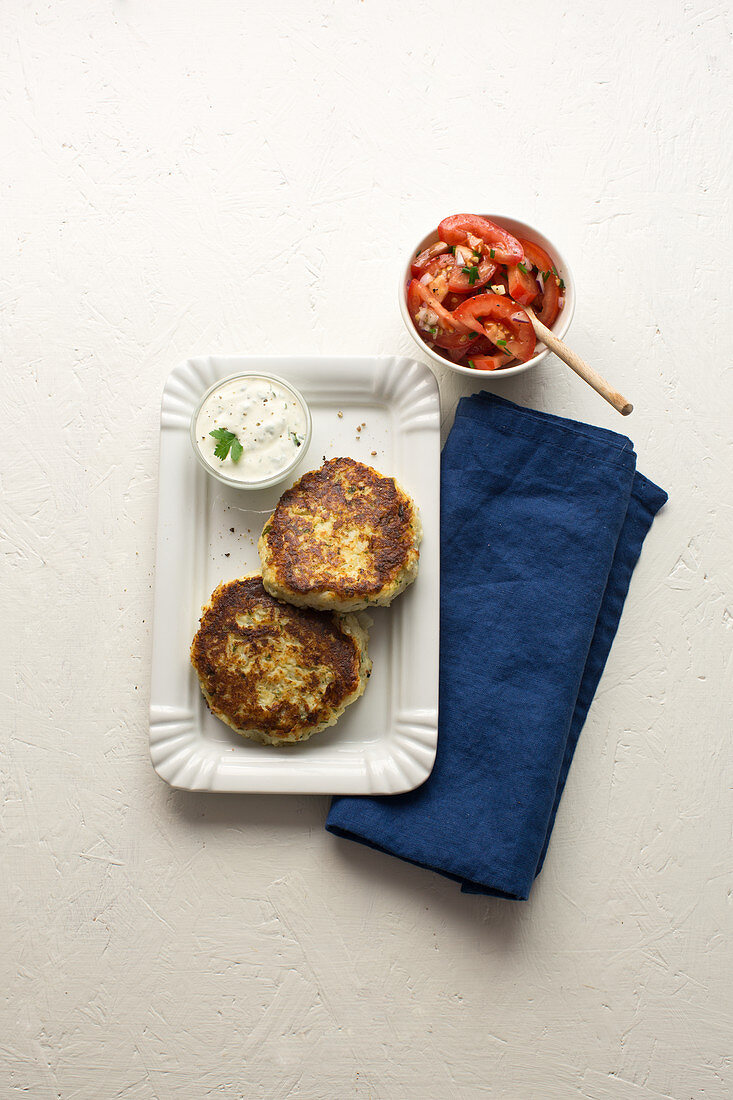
xmin=327 ymin=392 xmax=668 ymax=899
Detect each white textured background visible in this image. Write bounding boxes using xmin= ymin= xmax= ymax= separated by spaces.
xmin=1 ymin=1 xmax=731 ymax=1097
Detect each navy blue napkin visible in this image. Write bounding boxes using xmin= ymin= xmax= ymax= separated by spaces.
xmin=327 ymin=392 xmax=667 ymax=899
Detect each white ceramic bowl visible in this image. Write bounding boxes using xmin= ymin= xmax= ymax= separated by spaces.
xmin=190 ymin=371 xmax=313 ymax=490
xmin=398 ymin=214 xmax=575 ymax=379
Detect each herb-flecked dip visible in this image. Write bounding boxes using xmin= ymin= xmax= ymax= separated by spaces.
xmin=195 ymin=375 xmax=308 ymax=483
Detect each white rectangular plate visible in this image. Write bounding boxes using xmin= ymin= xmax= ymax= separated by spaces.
xmin=150 ymin=356 xmax=440 ymax=794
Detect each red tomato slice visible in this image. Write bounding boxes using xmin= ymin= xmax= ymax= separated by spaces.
xmin=447 ymin=252 xmax=497 ymax=294
xmin=461 ymin=335 xmax=514 ymax=370
xmin=443 ymin=291 xmax=469 ymax=312
xmin=518 ymin=238 xmax=562 ymax=328
xmin=470 ymin=353 xmax=514 ymax=371
xmin=463 ymin=335 xmax=495 ymax=356
xmin=406 ymin=278 xmax=424 ymax=322
xmin=417 ymin=254 xmax=454 ymax=301
xmin=445 ymin=335 xmax=487 ymax=359
xmin=406 ymin=279 xmax=471 ymax=338
xmin=411 ymin=241 xmax=450 ymax=277
xmin=507 ymin=262 xmax=539 ymax=306
xmin=438 ymin=214 xmax=524 ymax=266
xmin=441 ymin=344 xmax=474 ymax=363
xmin=452 ymin=294 xmax=535 ymax=362
xmin=432 ymin=330 xmax=477 ymax=350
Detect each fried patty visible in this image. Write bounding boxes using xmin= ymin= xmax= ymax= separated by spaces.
xmin=258 ymin=457 xmax=422 ymax=612
xmin=190 ymin=576 xmax=371 ymax=745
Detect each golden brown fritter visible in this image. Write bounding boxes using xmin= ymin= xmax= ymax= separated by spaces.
xmin=258 ymin=457 xmax=421 ymax=612
xmin=190 ymin=576 xmax=371 ymax=745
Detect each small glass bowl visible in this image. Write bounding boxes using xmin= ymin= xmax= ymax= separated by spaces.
xmin=190 ymin=371 xmax=312 ymax=490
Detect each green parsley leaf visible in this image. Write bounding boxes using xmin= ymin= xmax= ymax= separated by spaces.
xmin=490 ymin=248 xmax=496 ymax=259
xmin=462 ymin=265 xmax=480 ymax=286
xmin=496 ymin=338 xmax=509 ymax=350
xmin=542 ymin=270 xmax=550 ymax=283
xmin=289 ymin=431 xmax=303 ymax=448
xmin=209 ymin=428 xmax=243 ymax=463
xmin=559 ymin=278 xmax=565 ymax=290
xmin=469 ymin=332 xmax=479 ymax=339
xmin=468 ymin=359 xmax=477 ymax=369
xmin=518 ymin=262 xmax=528 ymax=274
xmin=448 ymin=245 xmax=456 ymax=255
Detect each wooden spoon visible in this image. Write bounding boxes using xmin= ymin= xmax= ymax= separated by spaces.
xmin=525 ymin=306 xmax=633 ymax=416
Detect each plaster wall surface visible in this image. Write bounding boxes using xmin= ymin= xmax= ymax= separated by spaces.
xmin=1 ymin=2 xmax=731 ymax=1097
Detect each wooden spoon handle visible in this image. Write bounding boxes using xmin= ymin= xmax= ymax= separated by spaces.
xmin=525 ymin=307 xmax=633 ymax=416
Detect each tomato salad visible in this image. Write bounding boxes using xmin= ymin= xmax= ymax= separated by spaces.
xmin=406 ymin=214 xmax=565 ymax=370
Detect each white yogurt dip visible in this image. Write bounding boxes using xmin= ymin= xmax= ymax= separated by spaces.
xmin=192 ymin=374 xmax=310 ymax=485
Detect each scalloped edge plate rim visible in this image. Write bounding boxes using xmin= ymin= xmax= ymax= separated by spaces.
xmin=150 ymin=354 xmax=440 ymax=795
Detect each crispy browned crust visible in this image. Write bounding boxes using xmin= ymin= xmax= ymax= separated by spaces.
xmin=190 ymin=576 xmax=366 ymax=742
xmin=259 ymin=457 xmax=419 ymax=605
